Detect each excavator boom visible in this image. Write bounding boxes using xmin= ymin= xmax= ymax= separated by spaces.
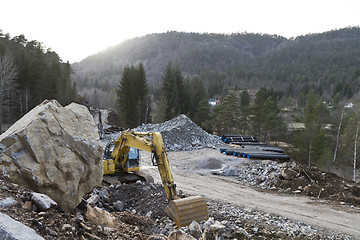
xmin=103 ymin=131 xmax=209 ymax=227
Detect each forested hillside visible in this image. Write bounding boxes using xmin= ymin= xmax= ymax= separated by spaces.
xmin=73 ymin=27 xmax=360 ymax=107
xmin=0 ymin=30 xmax=79 ymax=132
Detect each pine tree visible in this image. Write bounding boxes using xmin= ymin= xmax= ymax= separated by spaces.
xmin=251 ymin=87 xmax=284 ymax=142
xmin=161 ymin=62 xmax=188 ymax=120
xmin=220 ymin=91 xmax=239 ymax=134
xmin=293 ymin=91 xmax=330 ymax=167
xmin=162 ymin=63 xmax=176 ymax=119
xmin=117 ymin=66 xmax=137 ymax=127
xmin=117 ymin=64 xmax=150 ymax=128
xmin=136 ymin=63 xmax=150 ymax=124
xmin=251 ymin=87 xmax=269 ymax=137
xmin=194 ymin=99 xmax=211 ymax=129
xmin=239 ymin=89 xmax=251 ymax=134
xmin=263 ymin=97 xmax=284 ymax=143
xmin=190 ymin=77 xmax=207 ymax=118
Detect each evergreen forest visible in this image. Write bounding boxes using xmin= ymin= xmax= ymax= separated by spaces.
xmin=0 ymin=29 xmax=79 ymax=132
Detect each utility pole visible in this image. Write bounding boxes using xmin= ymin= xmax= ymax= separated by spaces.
xmin=333 ymin=109 xmax=344 ymax=162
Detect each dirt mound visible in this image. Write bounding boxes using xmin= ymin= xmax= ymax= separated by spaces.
xmin=132 ymin=114 xmax=221 ymax=151
xmin=195 ymin=158 xmax=224 ymax=169
xmin=96 ymin=181 xmax=168 ymax=221
xmin=276 ymin=165 xmax=360 ymax=206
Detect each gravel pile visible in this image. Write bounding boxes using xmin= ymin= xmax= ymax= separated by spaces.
xmin=203 ymin=200 xmax=353 ymax=240
xmin=236 ymin=161 xmax=287 ymax=189
xmin=213 ymin=158 xmax=360 ymax=208
xmin=132 ymin=114 xmax=222 ymax=151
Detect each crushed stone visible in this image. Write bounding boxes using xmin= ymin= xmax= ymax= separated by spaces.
xmin=132 ymin=114 xmax=222 ymax=151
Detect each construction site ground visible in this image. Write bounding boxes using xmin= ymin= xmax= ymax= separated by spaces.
xmin=1 ymin=146 xmax=360 ymax=239
xmin=141 ymin=148 xmax=360 ymax=238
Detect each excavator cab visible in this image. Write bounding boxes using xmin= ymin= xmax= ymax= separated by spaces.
xmin=122 ymin=147 xmax=140 ymax=172
xmin=103 ymin=143 xmax=140 ymax=174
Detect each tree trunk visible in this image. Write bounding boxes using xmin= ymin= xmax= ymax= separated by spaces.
xmin=308 ymin=142 xmax=312 ymax=168
xmin=353 ymin=121 xmax=359 ymax=182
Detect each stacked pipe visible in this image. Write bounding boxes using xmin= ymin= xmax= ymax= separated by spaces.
xmin=220 ymin=135 xmax=290 ymax=161
xmin=221 ymin=135 xmax=258 ymax=144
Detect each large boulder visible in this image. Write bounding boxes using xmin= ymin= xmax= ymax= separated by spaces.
xmin=0 ymin=100 xmax=103 ymax=212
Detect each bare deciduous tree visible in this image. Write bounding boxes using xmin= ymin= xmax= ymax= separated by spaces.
xmin=353 ymin=120 xmax=359 ymax=182
xmin=18 ymin=88 xmax=31 ymax=117
xmin=0 ymin=56 xmax=18 ymax=133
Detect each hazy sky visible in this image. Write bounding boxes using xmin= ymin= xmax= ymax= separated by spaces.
xmin=1 ymin=0 xmax=359 ymax=63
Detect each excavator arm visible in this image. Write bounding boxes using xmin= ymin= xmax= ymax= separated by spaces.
xmin=104 ymin=130 xmax=209 ymax=227
xmin=110 ymin=131 xmax=177 ymax=201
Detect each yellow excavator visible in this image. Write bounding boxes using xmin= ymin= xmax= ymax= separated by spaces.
xmin=102 ymin=130 xmax=209 ymax=227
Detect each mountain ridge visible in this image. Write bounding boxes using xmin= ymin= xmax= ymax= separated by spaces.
xmin=72 ymin=27 xmax=360 ymax=98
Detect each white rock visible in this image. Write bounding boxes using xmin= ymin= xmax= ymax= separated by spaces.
xmin=0 ymin=212 xmax=45 ymax=239
xmin=31 ymin=192 xmax=57 ymax=211
xmin=0 ymin=197 xmax=17 ymax=208
xmin=189 ymin=221 xmax=202 ymax=239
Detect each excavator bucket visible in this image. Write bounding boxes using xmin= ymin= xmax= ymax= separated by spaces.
xmin=164 ymin=196 xmax=209 ymax=227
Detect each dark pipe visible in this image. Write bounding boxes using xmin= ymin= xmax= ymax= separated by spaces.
xmin=247 ymin=153 xmax=290 ymax=161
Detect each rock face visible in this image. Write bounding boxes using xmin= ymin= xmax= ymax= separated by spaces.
xmin=0 ymin=100 xmax=103 ymax=213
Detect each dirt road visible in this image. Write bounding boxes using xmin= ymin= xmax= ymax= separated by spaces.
xmin=142 ymin=148 xmax=360 ymax=237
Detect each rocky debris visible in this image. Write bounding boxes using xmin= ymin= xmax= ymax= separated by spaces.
xmin=0 ymin=176 xmax=356 ymax=239
xmin=132 ymin=114 xmax=222 ymax=151
xmin=85 ymin=205 xmax=115 ymax=228
xmin=168 ymin=229 xmax=195 ymax=240
xmin=211 ymin=164 xmax=238 ymax=176
xmin=214 ymin=159 xmax=360 ymax=207
xmin=235 ymin=161 xmax=285 ymax=188
xmin=165 ymin=202 xmax=354 ymax=240
xmin=280 ymin=167 xmax=298 ymax=180
xmin=0 ymin=99 xmax=103 ymax=213
xmin=0 ymin=179 xmax=159 ymax=239
xmin=205 ymin=201 xmax=354 ymax=239
xmin=86 ymin=180 xmax=168 ymax=223
xmin=189 ymin=220 xmax=202 ymax=239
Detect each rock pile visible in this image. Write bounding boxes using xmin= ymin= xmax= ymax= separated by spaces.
xmin=235 ymin=161 xmax=288 ymax=189
xmin=132 ymin=114 xmax=221 ymax=151
xmin=214 ymin=159 xmax=360 ymax=207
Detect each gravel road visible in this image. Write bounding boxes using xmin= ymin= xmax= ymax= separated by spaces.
xmin=141 ymin=148 xmax=360 ymax=238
